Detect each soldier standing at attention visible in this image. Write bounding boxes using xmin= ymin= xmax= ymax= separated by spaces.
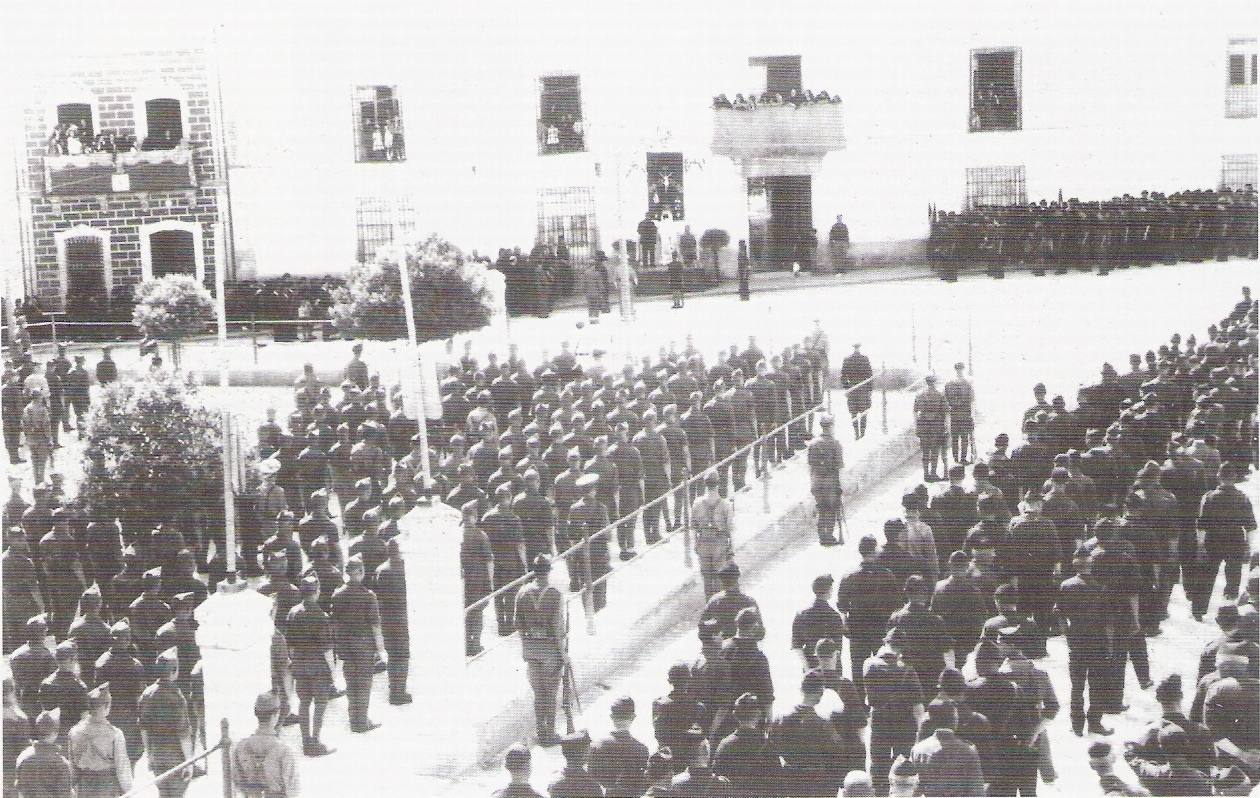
xmin=568 ymin=473 xmax=612 ymax=613
xmin=691 ymin=472 xmax=734 ymax=599
xmin=515 ymin=554 xmax=568 ymax=747
xmin=482 ymin=484 xmax=527 ymax=635
xmin=231 ymin=691 xmax=300 ymax=798
xmin=15 ymin=708 xmax=73 ymax=798
xmin=633 ymin=409 xmax=671 ymax=545
xmin=914 ymin=375 xmax=950 ymax=481
xmin=138 ymin=648 xmax=193 ymax=798
xmin=807 ymin=414 xmax=845 ymax=546
xmin=460 ymin=500 xmax=493 ymax=656
xmin=943 ymin=362 xmax=975 ymax=464
xmin=840 ymin=344 xmax=873 ymax=440
xmin=67 ymin=683 xmax=132 ymax=797
xmin=331 ymin=555 xmax=386 ymax=733
xmin=286 ymin=577 xmax=335 ymax=757
xmin=375 ymin=539 xmax=411 ymax=706
xmin=93 ymin=621 xmax=145 ymax=764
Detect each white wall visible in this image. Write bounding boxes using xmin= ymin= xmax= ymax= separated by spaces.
xmin=4 ymin=0 xmax=1256 ymax=276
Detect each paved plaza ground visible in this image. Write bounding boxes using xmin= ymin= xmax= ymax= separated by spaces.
xmin=4 ymin=258 xmax=1256 ymax=796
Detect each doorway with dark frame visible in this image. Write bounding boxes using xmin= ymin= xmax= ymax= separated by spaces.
xmin=747 ymin=175 xmax=813 ymax=271
xmin=150 ymin=229 xmax=197 ymax=279
xmin=64 ymin=236 xmax=108 ymax=319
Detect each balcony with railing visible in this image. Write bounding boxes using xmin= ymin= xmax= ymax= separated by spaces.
xmin=711 ymin=94 xmax=846 ymax=160
xmin=43 ymin=143 xmax=196 ymax=195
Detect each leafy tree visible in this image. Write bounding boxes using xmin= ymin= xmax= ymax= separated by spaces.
xmin=131 ymin=275 xmax=216 ymax=369
xmin=329 ymin=234 xmax=494 ymax=342
xmin=700 ymin=229 xmax=730 ymax=279
xmin=81 ymin=371 xmax=234 ymax=541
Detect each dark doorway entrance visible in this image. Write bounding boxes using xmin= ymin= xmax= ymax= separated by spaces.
xmin=747 ymin=175 xmax=813 ymax=270
xmin=143 ymin=98 xmax=183 ymax=149
xmin=151 ymin=230 xmax=197 ymax=279
xmin=65 ymin=237 xmax=107 ymax=319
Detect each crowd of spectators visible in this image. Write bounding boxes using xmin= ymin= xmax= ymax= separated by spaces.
xmin=225 ymin=276 xmax=344 ymax=340
xmin=46 ymin=123 xmax=181 ymax=158
xmin=713 ymin=90 xmax=843 ymax=110
xmin=495 ymin=240 xmax=575 ymax=318
xmin=929 ymin=186 xmax=1259 ymax=281
xmin=487 ymin=288 xmax=1259 ymax=797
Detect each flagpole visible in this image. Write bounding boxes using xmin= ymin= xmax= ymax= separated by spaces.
xmin=399 ymin=259 xmax=432 ymax=486
xmin=211 ymin=26 xmax=237 ymax=578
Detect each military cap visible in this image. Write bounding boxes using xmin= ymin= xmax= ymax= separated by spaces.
xmin=32 ymin=483 xmax=51 ymax=495
xmin=532 ymin=554 xmax=552 ymax=575
xmin=449 ymin=433 xmax=466 ymax=446
xmin=1157 ymin=725 xmax=1189 ymax=756
xmin=645 ymin=748 xmax=673 ymax=775
xmin=811 ymin=574 xmax=834 ymax=593
xmin=143 ymin=567 xmax=162 ymax=582
xmin=521 ymin=466 xmax=539 ymax=480
xmin=477 ymin=390 xmax=492 ymax=402
xmin=408 ymin=433 xmax=425 ymax=445
xmin=890 ymin=757 xmax=918 ymax=778
xmin=507 ymin=408 xmax=523 ymax=421
xmin=566 ymin=448 xmax=582 ymax=461
xmin=576 ymin=473 xmax=600 ymax=490
xmin=937 ymin=666 xmax=966 ymax=693
xmin=457 ymin=462 xmax=474 ymax=475
xmin=924 ymin=374 xmax=937 ymax=385
xmin=1154 ymin=674 xmax=1182 ymax=704
xmin=814 ymin=637 xmax=840 ymax=660
xmin=560 ymin=730 xmax=591 ymax=757
xmin=172 ymin=592 xmax=198 ymax=610
xmin=156 ymin=647 xmax=179 ymax=668
xmin=299 ymin=575 xmax=320 ymax=596
xmin=1050 ymin=467 xmax=1070 ymax=482
xmin=355 ymin=477 xmax=374 ymax=489
xmin=1137 ymin=461 xmax=1161 ymax=479
xmin=697 ymin=617 xmax=721 ymax=640
xmin=1217 ymin=604 xmax=1241 ymax=625
xmin=87 ymin=682 xmax=112 ymax=708
xmin=704 ymin=470 xmax=721 ymax=488
xmin=818 ymin=413 xmax=834 ymax=428
xmin=972 ymin=462 xmax=990 ymax=477
xmin=661 ymin=404 xmax=678 ymax=415
xmin=1021 ymin=488 xmax=1043 ymax=503
xmin=610 ymin=696 xmax=636 ymax=720
xmin=362 ymin=506 xmax=382 ymax=522
xmin=346 ymin=553 xmax=365 ymax=568
xmin=254 ymin=690 xmax=282 ymax=715
xmin=107 ymin=619 xmax=131 ymax=636
xmin=683 ymin=725 xmax=706 ymax=746
xmin=947 ymin=464 xmax=965 ymax=480
xmin=81 ymin=582 xmax=103 ymax=602
xmin=460 ymin=499 xmax=480 ymax=515
xmin=994 ymin=583 xmax=1017 ymax=602
xmin=309 ymin=488 xmax=329 ymax=502
xmin=667 ymin=662 xmax=692 ymax=685
xmin=994 ymin=433 xmax=1009 ymax=446
xmin=257 ymin=458 xmax=281 ymax=476
xmin=34 ymin=708 xmax=60 ymax=736
xmin=719 ymin=561 xmax=741 ymax=579
xmin=25 ymin=613 xmax=48 ymax=633
xmin=54 ymin=640 xmax=78 ymax=662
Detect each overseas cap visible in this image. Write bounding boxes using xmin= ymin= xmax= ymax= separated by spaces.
xmin=254 ymin=690 xmax=281 ymax=714
xmin=87 ymin=683 xmax=111 ymax=708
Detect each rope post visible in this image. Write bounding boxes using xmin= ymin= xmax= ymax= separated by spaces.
xmin=880 ymin=362 xmax=889 ymax=435
xmin=219 ymin=718 xmax=232 ymax=798
xmin=681 ymin=469 xmax=693 ymax=568
xmin=581 ymin=533 xmax=596 ymax=635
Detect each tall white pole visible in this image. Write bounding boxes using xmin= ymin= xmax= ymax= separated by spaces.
xmin=398 ymin=261 xmax=432 ymax=486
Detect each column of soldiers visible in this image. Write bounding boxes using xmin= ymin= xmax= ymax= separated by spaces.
xmin=491 ymin=287 xmax=1257 ymax=798
xmin=450 ymin=332 xmax=831 ymax=657
xmin=928 ymin=186 xmax=1258 ymax=281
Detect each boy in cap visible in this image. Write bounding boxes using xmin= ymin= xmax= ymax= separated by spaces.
xmin=68 ymin=682 xmax=132 ymax=796
xmin=231 ymin=690 xmax=299 ymax=798
xmin=138 ymin=648 xmax=193 ymax=796
xmin=712 ymin=692 xmax=781 ymax=794
xmin=589 ymin=696 xmax=649 ymax=797
xmin=39 ymin=640 xmax=88 ymax=743
xmin=548 ymin=731 xmax=606 ymax=797
xmin=1087 ymin=740 xmax=1149 ymax=796
xmin=15 ymin=708 xmax=73 ymax=798
xmin=493 ymin=744 xmax=543 ymax=798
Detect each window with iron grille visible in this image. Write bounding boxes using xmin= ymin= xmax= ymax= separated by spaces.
xmin=1221 ymin=154 xmax=1258 ymax=191
xmin=964 ymin=166 xmax=1027 ymax=210
xmin=536 ymin=187 xmax=598 ymax=260
xmin=970 ymin=48 xmax=1022 ymax=132
xmin=356 ymin=196 xmax=415 ymax=263
xmin=1226 ymin=39 xmax=1257 ymax=119
xmin=352 ymin=85 xmax=406 ymax=162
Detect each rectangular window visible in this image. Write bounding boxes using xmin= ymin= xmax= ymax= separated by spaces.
xmin=536 ymin=187 xmax=598 ymax=261
xmin=1220 ymin=154 xmax=1258 ymax=191
xmin=352 ymin=85 xmax=406 ymax=162
xmin=538 ymin=75 xmax=585 ymax=155
xmin=355 ymin=196 xmax=415 ymax=263
xmin=964 ymin=166 xmax=1027 ymax=210
xmin=750 ymin=55 xmax=803 ymax=94
xmin=1226 ymin=39 xmax=1258 ymax=118
xmin=970 ymin=48 xmax=1022 ymax=132
xmin=646 ymin=152 xmax=685 ymax=221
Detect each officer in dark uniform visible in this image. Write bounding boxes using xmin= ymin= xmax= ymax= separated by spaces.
xmin=791 ymin=575 xmax=846 ymax=671
xmin=331 ymin=555 xmax=386 ymax=733
xmin=712 ymin=692 xmax=781 ymax=795
xmin=285 ymin=576 xmax=335 ymax=757
xmin=914 ymin=376 xmax=950 ymax=481
xmin=514 ymin=469 xmax=556 ymax=563
xmin=93 ymin=621 xmax=146 ymax=763
xmin=943 ymin=362 xmax=975 ymax=464
xmin=633 ymin=409 xmax=671 ymax=544
xmin=929 ymin=465 xmax=979 ymax=570
xmin=609 ymin=422 xmax=644 ymax=560
xmin=807 ymin=414 xmax=845 ymax=546
xmin=10 ymin=614 xmax=54 ymax=726
xmin=1056 ymin=545 xmax=1112 ymax=736
xmin=836 ymin=536 xmax=903 ymax=696
xmin=840 ymin=344 xmax=874 ymax=440
xmin=1192 ymin=462 xmax=1256 ymax=612
xmin=661 ymin=406 xmax=691 ymax=530
xmin=375 ymin=539 xmax=411 ymax=706
xmin=39 ymin=640 xmax=88 ymax=743
xmin=138 ymin=648 xmax=193 ymax=797
xmin=681 ymin=393 xmax=714 ymax=503
xmin=771 ymin=670 xmax=850 ymax=797
xmin=14 ymin=708 xmax=73 ymax=798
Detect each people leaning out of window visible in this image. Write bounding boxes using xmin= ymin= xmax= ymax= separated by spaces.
xmin=713 ymin=89 xmax=842 ymax=110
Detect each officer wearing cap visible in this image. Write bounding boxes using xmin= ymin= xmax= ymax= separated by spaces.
xmin=514 ymin=469 xmax=556 ymax=565
xmin=840 ymin=344 xmax=874 ymax=440
xmin=589 ymin=696 xmax=650 ymax=796
xmin=770 ymin=671 xmax=849 ymax=797
xmin=331 ymin=555 xmax=386 ymax=733
xmin=710 ymin=691 xmax=780 ymax=794
xmin=39 ymin=640 xmax=88 ymax=743
xmin=548 ymin=730 xmax=606 ymax=797
xmin=568 ymin=473 xmax=612 ymax=613
xmin=632 ymin=408 xmax=671 ymax=545
xmin=807 ymin=413 xmax=845 ymax=546
xmin=791 ymin=575 xmax=846 ymax=670
xmin=3 ymin=527 xmax=43 ymax=655
xmin=691 ymin=471 xmax=734 ymax=599
xmin=94 ymin=620 xmax=146 ymax=763
xmin=1005 ymin=489 xmax=1061 ymax=642
xmin=913 ymin=375 xmax=949 ymax=481
xmin=139 ymin=648 xmax=193 ymax=796
xmin=374 ymin=538 xmax=411 ymax=706
xmin=39 ymin=508 xmax=86 ymax=638
xmin=512 ymin=552 xmax=567 ymax=748
xmin=482 ymin=483 xmax=527 ymax=634
xmin=68 ymin=681 xmax=132 ymax=797
xmin=836 ymin=536 xmax=903 ymax=697
xmin=701 ymin=562 xmax=760 ymax=641
xmin=943 ymin=361 xmax=975 ymax=464
xmin=15 ymin=708 xmax=73 ymax=798
xmin=231 ymin=690 xmax=299 ymax=798
xmin=285 ymin=576 xmax=335 ymax=757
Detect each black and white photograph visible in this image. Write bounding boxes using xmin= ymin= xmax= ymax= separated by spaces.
xmin=1 ymin=0 xmax=1258 ymax=796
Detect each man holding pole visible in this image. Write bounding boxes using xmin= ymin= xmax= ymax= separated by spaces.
xmin=515 ymin=554 xmax=569 ymax=747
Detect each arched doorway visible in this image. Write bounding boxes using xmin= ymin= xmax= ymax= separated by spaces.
xmin=64 ymin=236 xmax=108 ymax=318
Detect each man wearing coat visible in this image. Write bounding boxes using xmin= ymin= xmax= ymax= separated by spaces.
xmin=807 ymin=414 xmax=845 ymax=546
